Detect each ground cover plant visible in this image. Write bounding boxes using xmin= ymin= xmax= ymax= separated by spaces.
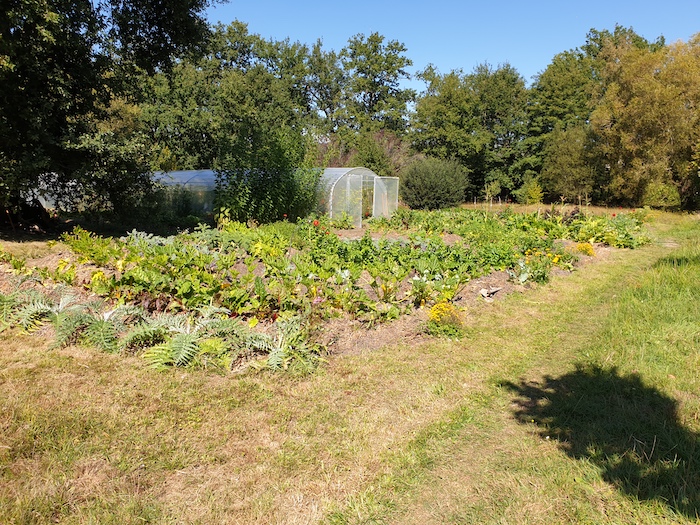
xmin=0 ymin=210 xmax=697 ymax=524
xmin=0 ymin=207 xmax=648 ymax=371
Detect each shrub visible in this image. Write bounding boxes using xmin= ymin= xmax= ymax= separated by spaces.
xmin=216 ymin=167 xmax=322 ymax=224
xmin=400 ymin=158 xmax=470 ymax=210
xmin=642 ymin=181 xmax=681 ymax=210
xmin=514 ymin=177 xmax=544 ymax=205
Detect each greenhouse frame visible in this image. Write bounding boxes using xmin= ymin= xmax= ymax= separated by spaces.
xmin=319 ymin=167 xmax=399 ymax=228
xmin=154 ymin=167 xmax=399 ymax=227
xmin=155 ymin=170 xmax=217 ymax=213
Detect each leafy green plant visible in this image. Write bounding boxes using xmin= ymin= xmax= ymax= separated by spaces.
xmin=513 ymin=177 xmax=544 ymax=204
xmin=12 ymin=290 xmax=63 ymax=332
xmin=257 ymin=316 xmax=323 ymax=375
xmin=567 ymin=213 xmax=649 ymax=248
xmin=141 ymin=308 xmax=273 ymax=370
xmin=400 ymin=158 xmax=470 ymax=210
xmin=0 ymin=291 xmax=19 ymax=332
xmin=51 ymin=300 xmax=145 ymax=352
xmin=216 ymin=166 xmax=321 ymax=224
xmin=45 ymin=207 xmax=652 ymax=369
xmin=61 ymin=226 xmax=121 ymax=265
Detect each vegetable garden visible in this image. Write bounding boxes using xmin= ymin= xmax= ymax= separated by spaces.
xmin=0 ymin=207 xmax=650 ymax=373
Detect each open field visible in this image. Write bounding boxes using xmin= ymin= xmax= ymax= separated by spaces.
xmin=1 ymin=209 xmax=699 ymax=524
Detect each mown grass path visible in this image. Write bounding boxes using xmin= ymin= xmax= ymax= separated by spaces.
xmin=324 ymin=212 xmax=700 ymax=525
xmin=1 ymin=212 xmax=698 ymax=524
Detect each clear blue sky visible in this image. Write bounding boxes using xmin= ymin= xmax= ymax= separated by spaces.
xmin=206 ymin=0 xmax=700 ymax=88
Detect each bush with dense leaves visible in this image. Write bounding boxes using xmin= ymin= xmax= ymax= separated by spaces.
xmin=400 ymin=158 xmax=470 ymax=210
xmin=216 ymin=167 xmax=321 ymax=224
xmin=642 ymin=181 xmax=681 ymax=210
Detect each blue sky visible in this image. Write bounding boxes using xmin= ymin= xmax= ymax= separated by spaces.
xmin=206 ymin=0 xmax=700 ymax=89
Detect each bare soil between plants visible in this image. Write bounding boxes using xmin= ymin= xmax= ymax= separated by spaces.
xmin=1 ymin=230 xmax=611 ymax=361
xmin=312 ymin=230 xmax=613 ymax=356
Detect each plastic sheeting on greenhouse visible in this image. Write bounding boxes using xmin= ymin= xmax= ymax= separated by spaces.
xmin=319 ymin=167 xmax=399 ymax=228
xmin=154 ymin=167 xmax=399 ymax=225
xmin=155 ymin=170 xmax=218 ymax=213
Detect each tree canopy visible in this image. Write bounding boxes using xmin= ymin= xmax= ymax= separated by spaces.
xmin=0 ymin=0 xmax=215 ymax=211
xmin=2 ymin=14 xmax=700 ymax=221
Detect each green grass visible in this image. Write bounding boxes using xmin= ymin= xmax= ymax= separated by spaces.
xmin=1 ymin=210 xmax=699 ymax=524
xmin=323 ymin=211 xmax=700 ymax=524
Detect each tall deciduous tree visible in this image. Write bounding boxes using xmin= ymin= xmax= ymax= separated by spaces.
xmin=340 ymin=32 xmax=415 ymax=133
xmin=411 ymin=67 xmax=488 ymax=168
xmin=529 ymin=25 xmax=669 ymax=205
xmin=139 ymin=22 xmax=314 ymax=222
xmin=528 ymin=50 xmax=595 ymax=138
xmin=411 ymin=63 xmax=529 ymax=198
xmin=0 ymin=0 xmax=217 ymax=212
xmin=590 ymin=33 xmax=700 ymax=207
xmin=1 ymin=1 xmax=104 ymax=208
xmin=141 ymin=22 xmax=309 ymax=172
xmin=305 ymin=40 xmax=346 ymax=134
xmin=539 ymin=123 xmax=603 ymax=204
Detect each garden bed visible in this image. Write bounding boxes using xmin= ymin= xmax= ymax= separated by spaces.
xmin=0 ymin=207 xmax=645 ymax=372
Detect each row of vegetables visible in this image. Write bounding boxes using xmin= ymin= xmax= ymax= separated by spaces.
xmin=0 ymin=207 xmax=650 ymax=373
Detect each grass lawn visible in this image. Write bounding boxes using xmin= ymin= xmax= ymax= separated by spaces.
xmin=1 ymin=210 xmax=699 ymax=524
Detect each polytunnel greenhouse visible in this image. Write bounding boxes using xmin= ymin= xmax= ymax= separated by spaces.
xmin=154 ymin=167 xmax=398 ymax=227
xmin=318 ymin=167 xmax=399 ymax=228
xmin=155 ymin=170 xmax=217 ymax=213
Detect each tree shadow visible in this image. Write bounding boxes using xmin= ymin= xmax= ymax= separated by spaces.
xmin=653 ymin=254 xmax=700 ymax=269
xmin=505 ymin=365 xmax=700 ymax=518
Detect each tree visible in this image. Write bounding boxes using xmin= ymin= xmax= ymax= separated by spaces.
xmin=106 ymin=0 xmax=214 ymax=73
xmin=1 ymin=1 xmax=105 ymax=209
xmin=539 ymin=123 xmax=602 ymax=204
xmin=304 ymin=40 xmax=346 ymax=135
xmin=470 ymin=63 xmax=530 ymax=195
xmin=340 ymin=32 xmax=415 ymax=133
xmin=138 ymin=22 xmax=316 ymax=223
xmin=528 ymin=50 xmax=595 ymax=138
xmin=141 ymin=23 xmax=309 ymax=170
xmin=589 ymin=33 xmax=700 ymax=207
xmin=526 ymin=25 xmax=670 ymax=206
xmin=0 ymin=0 xmax=217 ymax=213
xmin=411 ymin=63 xmax=529 ymax=198
xmin=411 ymin=67 xmax=488 ymax=168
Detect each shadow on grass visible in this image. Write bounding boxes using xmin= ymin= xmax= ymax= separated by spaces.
xmin=505 ymin=365 xmax=700 ymax=518
xmin=652 ymin=254 xmax=700 ymax=269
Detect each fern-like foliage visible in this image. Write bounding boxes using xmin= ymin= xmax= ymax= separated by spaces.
xmin=191 ymin=337 xmax=230 ymax=371
xmin=13 ymin=294 xmax=55 ymax=332
xmin=83 ymin=318 xmax=120 ymax=353
xmin=241 ymin=331 xmax=274 ymax=355
xmin=143 ymin=332 xmax=200 ymax=369
xmin=263 ymin=317 xmax=322 ymax=374
xmin=52 ymin=308 xmax=90 ymax=348
xmin=123 ymin=312 xmax=189 ymax=354
xmin=141 ymin=346 xmax=171 ymax=370
xmin=0 ymin=292 xmax=19 ymax=332
xmin=195 ymin=305 xmax=231 ymax=319
xmin=197 ymin=316 xmax=246 ymax=340
xmin=103 ymin=304 xmax=147 ymax=326
xmin=119 ymin=322 xmax=167 ymax=352
xmin=170 ymin=333 xmax=200 ymax=366
xmin=48 ymin=299 xmax=146 ymax=352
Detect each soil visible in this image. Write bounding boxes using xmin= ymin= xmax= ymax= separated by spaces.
xmin=0 ymin=231 xmax=610 ymax=360
xmin=314 ymin=231 xmax=612 ymax=357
